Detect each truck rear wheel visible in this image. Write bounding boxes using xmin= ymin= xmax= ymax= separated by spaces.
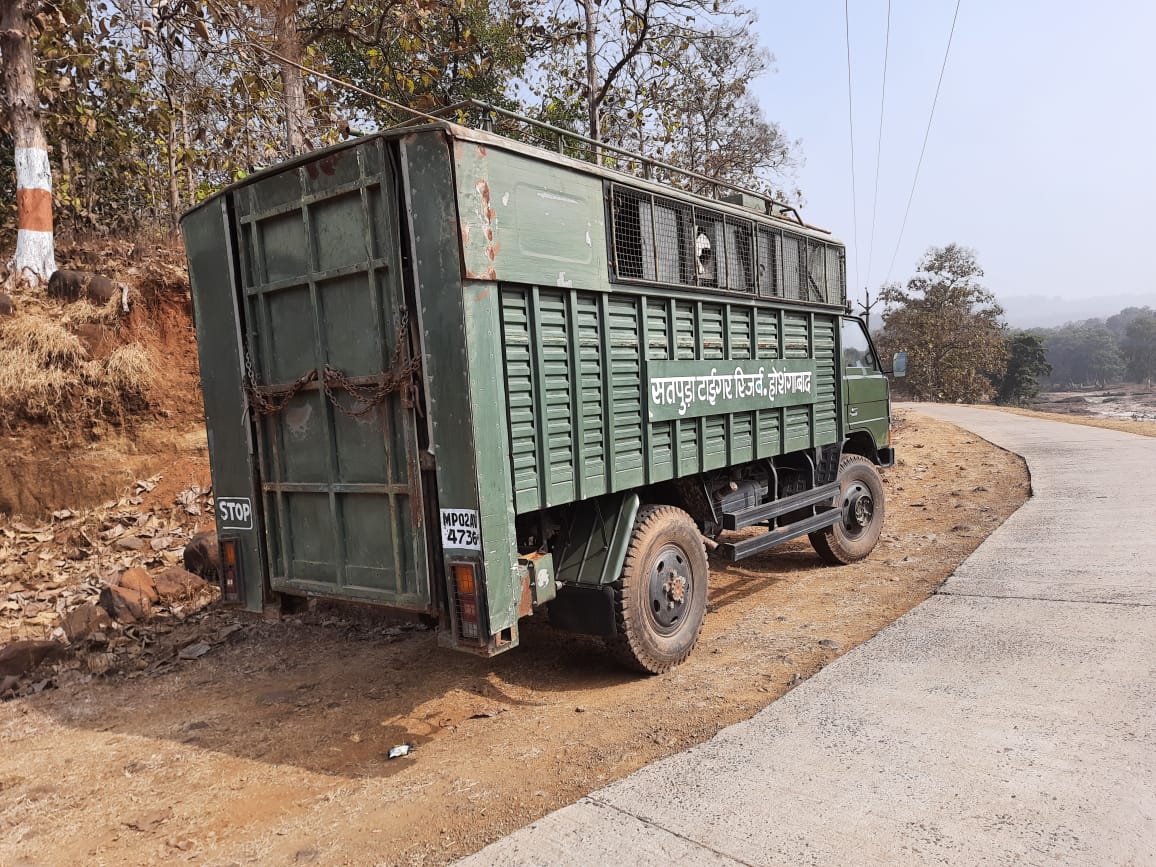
xmin=607 ymin=505 xmax=709 ymax=674
xmin=809 ymin=455 xmax=885 ymax=565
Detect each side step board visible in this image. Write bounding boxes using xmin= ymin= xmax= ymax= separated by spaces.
xmin=721 ymin=481 xmax=842 ymax=531
xmin=717 ymin=508 xmax=840 ymax=561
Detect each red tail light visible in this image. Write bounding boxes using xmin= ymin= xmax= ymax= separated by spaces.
xmin=452 ymin=563 xmax=481 ymax=641
xmin=219 ymin=537 xmax=243 ymax=604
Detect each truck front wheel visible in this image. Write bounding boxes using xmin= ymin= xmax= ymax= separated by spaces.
xmin=809 ymin=454 xmax=886 ymax=565
xmin=607 ymin=505 xmax=709 ymax=674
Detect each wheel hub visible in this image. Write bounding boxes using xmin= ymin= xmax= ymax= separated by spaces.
xmin=841 ymin=482 xmax=874 ymax=538
xmin=647 ymin=543 xmax=693 ymax=633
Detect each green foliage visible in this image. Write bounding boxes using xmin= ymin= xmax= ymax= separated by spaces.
xmin=876 ymin=244 xmax=1008 ymax=403
xmin=5 ymin=0 xmax=796 ymax=240
xmin=314 ymin=0 xmax=532 ymax=127
xmin=1122 ymin=313 xmax=1156 ymax=383
xmin=526 ymin=0 xmax=796 ymax=196
xmin=1038 ymin=324 xmax=1124 ymax=387
xmin=1105 ymin=306 xmax=1154 ymax=341
xmin=997 ymin=332 xmax=1051 ymax=406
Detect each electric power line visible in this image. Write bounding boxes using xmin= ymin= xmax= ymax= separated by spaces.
xmin=843 ymin=0 xmax=861 ymax=295
xmin=884 ymin=0 xmax=963 ymax=285
xmin=864 ymin=0 xmax=891 ymax=290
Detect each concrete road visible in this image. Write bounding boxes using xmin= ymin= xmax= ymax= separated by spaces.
xmin=461 ymin=406 xmax=1156 ymax=866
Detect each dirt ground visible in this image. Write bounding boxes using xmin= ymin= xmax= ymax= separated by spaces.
xmin=0 ymin=408 xmax=1029 ymax=866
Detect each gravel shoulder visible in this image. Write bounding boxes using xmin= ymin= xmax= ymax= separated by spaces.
xmin=0 ymin=409 xmax=1029 ymax=865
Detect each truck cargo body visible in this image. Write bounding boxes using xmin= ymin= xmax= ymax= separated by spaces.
xmin=182 ymin=122 xmax=893 ymax=667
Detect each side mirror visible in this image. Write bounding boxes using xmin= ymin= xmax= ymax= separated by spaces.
xmin=892 ymin=351 xmax=908 ymax=379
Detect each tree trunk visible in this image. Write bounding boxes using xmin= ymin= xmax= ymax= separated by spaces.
xmin=167 ymin=112 xmax=180 ymax=228
xmin=181 ymin=104 xmax=194 ymax=207
xmin=274 ymin=0 xmax=308 ymax=156
xmin=582 ymin=0 xmax=600 ymax=150
xmin=1 ymin=0 xmax=56 ymax=283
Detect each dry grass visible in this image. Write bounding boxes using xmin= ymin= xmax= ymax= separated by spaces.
xmin=104 ymin=343 xmax=155 ymax=395
xmin=61 ymin=294 xmax=123 ymax=327
xmin=0 ymin=301 xmax=155 ymax=432
xmin=985 ymin=405 xmax=1156 ymax=438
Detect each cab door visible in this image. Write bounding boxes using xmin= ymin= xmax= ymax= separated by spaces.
xmin=840 ymin=317 xmax=890 ymax=448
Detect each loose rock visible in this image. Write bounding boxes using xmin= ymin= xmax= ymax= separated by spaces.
xmin=62 ymin=602 xmax=113 ymax=643
xmin=817 ymin=638 xmax=842 ymax=652
xmin=154 ymin=567 xmax=209 ymax=602
xmin=0 ymin=639 xmax=66 ymax=677
xmin=115 ymin=535 xmax=146 ymax=552
xmin=99 ymin=584 xmax=153 ymax=623
xmin=0 ymin=292 xmax=14 ymax=316
xmin=178 ymin=642 xmax=210 ymax=660
xmin=119 ymin=566 xmax=159 ymax=603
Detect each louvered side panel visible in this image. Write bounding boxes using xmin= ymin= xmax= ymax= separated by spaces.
xmin=674 ymin=300 xmax=696 ymax=360
xmin=757 ymin=407 xmax=782 ymax=458
xmin=701 ymin=303 xmax=724 ymax=359
xmin=646 ymin=297 xmax=674 ymax=481
xmin=813 ymin=314 xmax=838 ymax=443
xmin=730 ymin=306 xmax=753 ymax=360
xmin=608 ymin=296 xmax=645 ymax=488
xmin=575 ymin=293 xmax=607 ymax=496
xmin=539 ymin=289 xmax=576 ymax=505
xmin=784 ymin=312 xmax=813 ymax=450
xmin=783 ymin=311 xmax=810 ymax=358
xmin=784 ymin=405 xmax=812 ymax=452
xmin=673 ymin=299 xmax=699 ymax=474
xmin=755 ymin=306 xmax=780 ymax=359
xmin=729 ymin=305 xmax=757 ymax=464
xmin=500 ymin=287 xmax=539 ymax=513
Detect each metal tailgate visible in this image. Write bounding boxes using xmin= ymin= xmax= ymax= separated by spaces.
xmin=232 ymin=139 xmax=430 ymax=609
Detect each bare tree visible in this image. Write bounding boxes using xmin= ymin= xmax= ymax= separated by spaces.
xmin=1 ymin=0 xmax=56 ymax=283
xmin=271 ymin=0 xmax=308 ymax=155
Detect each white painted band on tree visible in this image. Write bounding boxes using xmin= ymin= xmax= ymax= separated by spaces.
xmin=14 ymin=146 xmax=51 ymax=191
xmin=11 ymin=146 xmax=56 ymax=279
xmin=14 ymin=229 xmax=55 ymax=279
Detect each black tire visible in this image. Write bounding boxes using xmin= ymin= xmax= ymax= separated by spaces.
xmin=809 ymin=454 xmax=886 ymax=565
xmin=606 ymin=505 xmax=709 ymax=674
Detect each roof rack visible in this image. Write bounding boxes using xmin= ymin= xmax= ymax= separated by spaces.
xmin=405 ymin=99 xmax=807 ymax=229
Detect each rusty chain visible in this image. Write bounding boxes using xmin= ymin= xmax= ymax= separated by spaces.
xmin=246 ymin=308 xmax=421 ymax=418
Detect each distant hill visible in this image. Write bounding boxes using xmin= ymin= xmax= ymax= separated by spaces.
xmin=998 ymin=294 xmax=1156 ymax=329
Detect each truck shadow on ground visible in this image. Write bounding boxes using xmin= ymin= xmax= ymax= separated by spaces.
xmin=23 ymin=548 xmax=811 ymax=782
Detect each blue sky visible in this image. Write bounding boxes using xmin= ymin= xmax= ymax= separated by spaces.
xmin=749 ymin=1 xmax=1156 ymax=316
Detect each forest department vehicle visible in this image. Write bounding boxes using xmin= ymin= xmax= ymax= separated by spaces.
xmin=181 ymin=103 xmax=902 ymax=674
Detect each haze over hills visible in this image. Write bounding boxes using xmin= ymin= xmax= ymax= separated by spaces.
xmin=997 ymin=294 xmax=1156 ymax=329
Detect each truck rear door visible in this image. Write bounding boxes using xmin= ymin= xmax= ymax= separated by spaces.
xmin=232 ymin=140 xmax=431 ymax=610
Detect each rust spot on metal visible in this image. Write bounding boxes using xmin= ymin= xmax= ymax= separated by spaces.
xmin=477 ymin=144 xmax=488 ymax=157
xmin=461 ymin=223 xmax=471 ymax=245
xmin=517 ymin=571 xmax=533 ymax=618
xmin=305 ymin=154 xmax=340 ymax=179
xmin=486 ymin=245 xmax=497 ymax=262
xmin=475 ymin=287 xmax=491 ymax=302
xmin=464 ymin=266 xmax=497 ymax=281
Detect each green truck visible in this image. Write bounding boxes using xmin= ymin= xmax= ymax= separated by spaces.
xmin=181 ymin=105 xmax=901 ymax=674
